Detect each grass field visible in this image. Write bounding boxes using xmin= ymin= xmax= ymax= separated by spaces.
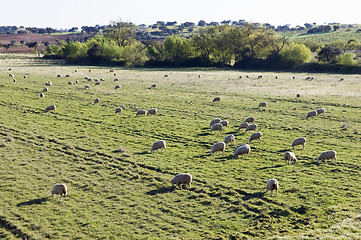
xmin=0 ymin=55 xmax=361 ymax=239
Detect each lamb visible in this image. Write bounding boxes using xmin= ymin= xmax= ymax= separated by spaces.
xmin=211 ymin=123 xmax=223 ymax=133
xmin=68 ymin=81 xmax=73 ymax=85
xmin=115 ymin=107 xmax=122 ymax=114
xmin=13 ymin=79 xmax=16 ymax=83
xmin=212 ymin=97 xmax=221 ymax=102
xmin=45 ymin=81 xmax=52 ymax=86
xmin=238 ymin=122 xmax=249 ymax=131
xmin=170 ymin=173 xmax=192 ymax=189
xmin=220 ymin=120 xmax=229 ymax=127
xmin=224 ymin=134 xmax=235 ymax=146
xmin=84 ymin=85 xmax=90 ymax=89
xmin=113 ymin=78 xmax=119 ymax=82
xmin=249 ymin=132 xmax=262 ymax=143
xmin=94 ymin=98 xmax=99 ymax=104
xmin=147 ymin=108 xmax=157 ymax=116
xmin=316 ymin=108 xmax=325 ymax=115
xmin=233 ymin=144 xmax=251 ymax=158
xmin=23 ymin=75 xmax=27 ymax=79
xmin=245 ymin=124 xmax=257 ymax=133
xmin=284 ymin=151 xmax=297 ymax=165
xmin=258 ymin=102 xmax=267 ymax=109
xmin=150 ymin=140 xmax=166 ymax=153
xmin=209 ymin=118 xmax=221 ymax=128
xmin=114 ymin=85 xmax=120 ymax=89
xmin=306 ymin=110 xmax=317 ymax=119
xmin=42 ymin=87 xmax=48 ymax=92
xmin=75 ymin=80 xmax=79 ymax=84
xmin=9 ymin=73 xmax=14 ymax=78
xmin=57 ymin=74 xmax=61 ymax=78
xmin=65 ymin=75 xmax=70 ymax=77
xmin=292 ymin=137 xmax=306 ymax=149
xmin=95 ymin=82 xmax=100 ymax=86
xmin=317 ymin=150 xmax=337 ymax=163
xmin=296 ymin=93 xmax=301 ymax=98
xmin=136 ymin=109 xmax=147 ymax=116
xmin=258 ymin=75 xmax=263 ymax=79
xmin=40 ymin=92 xmax=44 ymax=98
xmin=211 ymin=142 xmax=226 ymax=155
xmin=151 ymin=84 xmax=157 ymax=88
xmin=51 ymin=183 xmax=68 ymax=201
xmin=44 ymin=104 xmax=56 ymax=112
xmin=244 ymin=117 xmax=255 ymax=123
xmin=266 ymin=179 xmax=278 ymax=197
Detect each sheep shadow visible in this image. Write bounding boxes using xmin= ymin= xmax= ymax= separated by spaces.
xmin=241 ymin=191 xmax=266 ymax=201
xmin=146 ymin=186 xmax=176 ymax=195
xmin=17 ymin=197 xmax=49 ymax=207
xmin=197 ymin=132 xmax=210 ymax=137
xmin=277 ymin=149 xmax=291 ymax=153
xmin=134 ymin=151 xmax=149 ymax=155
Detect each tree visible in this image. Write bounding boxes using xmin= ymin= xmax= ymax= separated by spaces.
xmin=104 ymin=20 xmax=136 ymax=47
xmin=198 ymin=20 xmax=206 ymax=26
xmin=281 ymin=42 xmax=312 ymax=65
xmin=163 ymin=35 xmax=194 ymax=62
xmin=336 ymin=53 xmax=357 ymax=66
xmin=317 ymin=47 xmax=341 ymax=62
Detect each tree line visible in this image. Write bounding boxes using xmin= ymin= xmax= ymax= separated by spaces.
xmin=44 ymin=21 xmax=361 ymax=72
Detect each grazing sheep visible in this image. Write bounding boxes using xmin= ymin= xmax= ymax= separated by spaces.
xmin=266 ymin=179 xmax=279 ymax=197
xmin=246 ymin=75 xmax=250 ymax=78
xmin=292 ymin=137 xmax=306 ymax=150
xmin=40 ymin=92 xmax=44 ymax=98
xmin=212 ymin=97 xmax=221 ymax=102
xmin=151 ymin=84 xmax=157 ymax=88
xmin=114 ymin=73 xmax=117 ymax=76
xmin=110 ymin=69 xmax=114 ymax=72
xmin=245 ymin=124 xmax=257 ymax=133
xmin=284 ymin=151 xmax=297 ymax=165
xmin=151 ymin=140 xmax=166 ymax=153
xmin=74 ymin=70 xmax=77 ymax=72
xmin=23 ymin=75 xmax=27 ymax=79
xmin=45 ymin=81 xmax=52 ymax=86
xmin=44 ymin=104 xmax=56 ymax=113
xmin=306 ymin=110 xmax=317 ymax=119
xmin=147 ymin=108 xmax=157 ymax=116
xmin=238 ymin=122 xmax=249 ymax=131
xmin=239 ymin=76 xmax=242 ymax=79
xmin=13 ymin=79 xmax=16 ymax=83
xmin=211 ymin=123 xmax=223 ymax=133
xmin=114 ymin=85 xmax=120 ymax=89
xmin=258 ymin=75 xmax=263 ymax=79
xmin=84 ymin=85 xmax=90 ymax=89
xmin=42 ymin=87 xmax=48 ymax=92
xmin=68 ymin=81 xmax=73 ymax=85
xmin=115 ymin=107 xmax=122 ymax=114
xmin=317 ymin=150 xmax=337 ymax=163
xmin=293 ymin=76 xmax=296 ymax=79
xmin=209 ymin=118 xmax=221 ymax=128
xmin=95 ymin=82 xmax=100 ymax=85
xmin=233 ymin=144 xmax=251 ymax=158
xmin=224 ymin=134 xmax=235 ymax=146
xmin=258 ymin=102 xmax=267 ymax=109
xmin=220 ymin=120 xmax=229 ymax=127
xmin=275 ymin=76 xmax=279 ymax=79
xmin=136 ymin=109 xmax=147 ymax=116
xmin=249 ymin=132 xmax=262 ymax=143
xmin=75 ymin=80 xmax=79 ymax=84
xmin=51 ymin=183 xmax=68 ymax=201
xmin=101 ymin=77 xmax=105 ymax=81
xmin=170 ymin=173 xmax=192 ymax=189
xmin=94 ymin=98 xmax=99 ymax=104
xmin=89 ymin=69 xmax=92 ymax=72
xmin=316 ymin=108 xmax=325 ymax=115
xmin=9 ymin=74 xmax=14 ymax=77
xmin=164 ymin=74 xmax=168 ymax=77
xmin=296 ymin=93 xmax=301 ymax=98
xmin=244 ymin=117 xmax=255 ymax=123
xmin=211 ymin=142 xmax=226 ymax=155
xmin=65 ymin=75 xmax=70 ymax=78
xmin=57 ymin=74 xmax=61 ymax=78
xmin=339 ymin=77 xmax=344 ymax=82
xmin=113 ymin=78 xmax=119 ymax=82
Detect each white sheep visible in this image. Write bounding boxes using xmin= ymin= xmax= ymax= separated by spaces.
xmin=40 ymin=92 xmax=44 ymax=98
xmin=151 ymin=140 xmax=166 ymax=153
xmin=244 ymin=117 xmax=255 ymax=123
xmin=316 ymin=108 xmax=325 ymax=115
xmin=45 ymin=81 xmax=52 ymax=86
xmin=249 ymin=132 xmax=262 ymax=143
xmin=292 ymin=137 xmax=306 ymax=150
xmin=13 ymin=79 xmax=16 ymax=83
xmin=224 ymin=134 xmax=235 ymax=146
xmin=51 ymin=183 xmax=68 ymax=201
xmin=211 ymin=123 xmax=223 ymax=133
xmin=245 ymin=124 xmax=257 ymax=133
xmin=115 ymin=107 xmax=122 ymax=114
xmin=211 ymin=142 xmax=226 ymax=155
xmin=266 ymin=179 xmax=278 ymax=197
xmin=220 ymin=120 xmax=229 ymax=127
xmin=258 ymin=102 xmax=267 ymax=109
xmin=238 ymin=122 xmax=249 ymax=131
xmin=136 ymin=109 xmax=147 ymax=116
xmin=233 ymin=144 xmax=251 ymax=158
xmin=212 ymin=97 xmax=221 ymax=102
xmin=75 ymin=80 xmax=79 ymax=84
xmin=68 ymin=81 xmax=73 ymax=85
xmin=147 ymin=108 xmax=157 ymax=116
xmin=209 ymin=118 xmax=221 ymax=128
xmin=296 ymin=93 xmax=301 ymax=98
xmin=306 ymin=110 xmax=317 ymax=119
xmin=170 ymin=173 xmax=192 ymax=189
xmin=284 ymin=151 xmax=297 ymax=165
xmin=317 ymin=150 xmax=337 ymax=163
xmin=44 ymin=104 xmax=56 ymax=113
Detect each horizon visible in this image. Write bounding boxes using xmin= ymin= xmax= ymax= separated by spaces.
xmin=1 ymin=0 xmax=361 ymax=30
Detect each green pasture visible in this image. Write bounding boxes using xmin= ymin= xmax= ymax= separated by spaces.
xmin=0 ymin=55 xmax=360 ymax=239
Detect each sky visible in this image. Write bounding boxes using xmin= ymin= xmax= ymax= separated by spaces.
xmin=1 ymin=0 xmax=361 ymax=29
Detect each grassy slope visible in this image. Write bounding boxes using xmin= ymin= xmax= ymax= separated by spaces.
xmin=0 ymin=56 xmax=360 ymax=239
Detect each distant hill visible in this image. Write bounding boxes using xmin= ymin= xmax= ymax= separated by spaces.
xmin=0 ymin=33 xmax=88 ymax=45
